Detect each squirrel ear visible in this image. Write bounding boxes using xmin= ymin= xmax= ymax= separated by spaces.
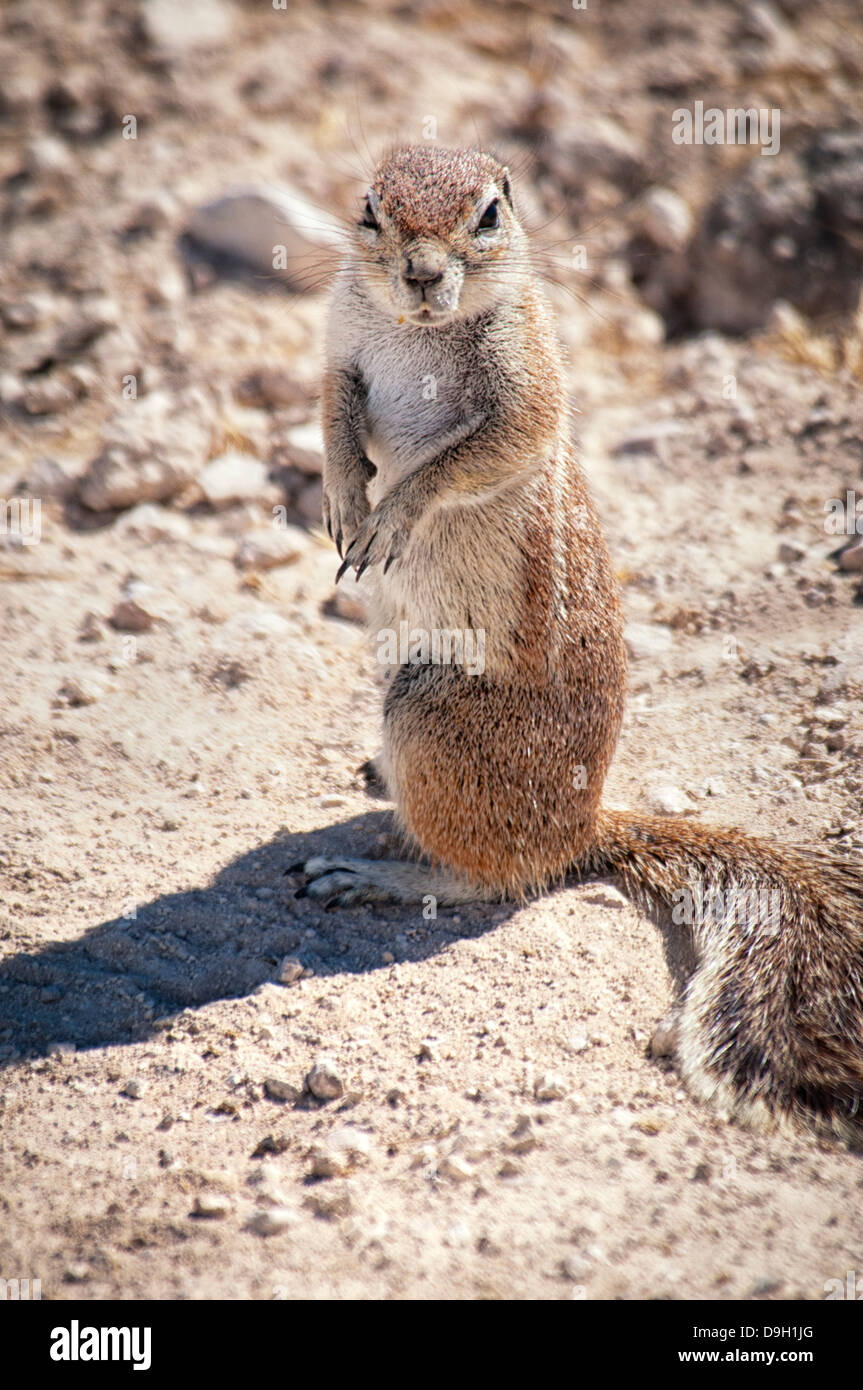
xmin=501 ymin=171 xmax=513 ymax=206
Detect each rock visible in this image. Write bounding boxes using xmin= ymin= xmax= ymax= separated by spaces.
xmin=304 ymin=1186 xmax=353 ymax=1219
xmin=308 ymin=1146 xmax=349 ymax=1180
xmin=811 ymin=705 xmax=849 ymax=729
xmin=326 ymin=588 xmax=367 ymax=624
xmin=47 ymin=1042 xmax=76 ymax=1058
xmin=109 ymin=599 xmax=155 ymax=633
xmin=65 ymin=366 xmax=96 ymax=401
xmin=236 ymin=367 xmax=309 ymax=411
xmin=614 ymin=422 xmax=688 ymax=457
xmin=649 ymin=1016 xmax=678 ymax=1058
xmin=18 ymin=456 xmax=75 ymax=500
xmin=79 ymin=390 xmax=210 ymax=511
xmin=247 ymin=1206 xmax=297 ymax=1237
xmin=199 ymin=451 xmax=270 ymax=506
xmin=534 ymin=1073 xmax=567 ymax=1101
xmin=778 ymin=541 xmax=806 ymax=564
xmin=54 ymin=300 xmax=119 ymax=360
xmin=750 ymin=1274 xmax=784 ymax=1297
xmin=121 ymin=1078 xmax=146 ymax=1099
xmin=123 ymin=193 xmax=178 ymax=236
xmin=648 ymin=785 xmax=694 ymax=815
xmin=640 ymin=187 xmax=693 ymax=251
xmin=142 ymin=0 xmax=233 ymax=51
xmin=80 ymin=448 xmax=184 ymax=512
xmin=624 ymin=622 xmax=673 ymax=661
xmin=285 ymin=422 xmax=324 ymax=474
xmin=439 ymin=1153 xmax=474 ymax=1182
xmin=77 ymin=612 xmax=105 ymax=642
xmin=234 ymin=610 xmax=293 ymax=640
xmin=264 ymin=1077 xmax=301 ymax=1104
xmin=506 ymin=1115 xmax=539 ymax=1154
xmin=2 ymin=300 xmax=41 ymax=331
xmin=235 ymin=526 xmax=306 ymax=571
xmin=0 ymin=373 xmax=24 ymax=406
xmin=20 ymin=378 xmax=78 ymax=416
xmin=562 ymin=1252 xmax=592 ymax=1282
xmin=192 ymin=1193 xmax=232 ymax=1219
xmin=58 ymin=673 xmax=114 ymax=706
xmin=277 ymin=957 xmax=303 ymax=984
xmin=24 ymin=135 xmax=68 ymax=177
xmin=498 ymin=1158 xmax=522 ymax=1178
xmin=112 ymin=502 xmax=191 ymax=542
xmin=305 ymin=1057 xmax=344 ymax=1101
xmin=186 ymin=185 xmax=343 ymax=283
xmin=148 ymin=264 xmax=186 ymax=306
xmin=703 ymin=777 xmax=727 ymax=797
xmin=838 ymin=538 xmax=863 ymax=573
xmin=250 ymin=1134 xmax=289 ymax=1158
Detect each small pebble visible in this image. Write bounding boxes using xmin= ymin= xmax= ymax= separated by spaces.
xmin=305 ymin=1057 xmax=344 ymax=1101
xmin=649 ymin=1018 xmax=678 ymax=1058
xmin=534 ymin=1073 xmax=567 ymax=1101
xmin=439 ymin=1154 xmax=474 ymax=1182
xmin=562 ymin=1253 xmax=592 ymax=1282
xmin=304 ymin=1187 xmax=353 ymax=1220
xmin=247 ymin=1207 xmax=297 ymax=1237
xmin=507 ymin=1115 xmax=539 ymax=1154
xmin=192 ymin=1193 xmax=232 ymax=1219
xmin=648 ymin=785 xmax=694 ymax=816
xmin=109 ymin=599 xmax=155 ymax=633
xmin=264 ymin=1076 xmax=301 ymax=1103
xmin=277 ymin=957 xmax=303 ymax=985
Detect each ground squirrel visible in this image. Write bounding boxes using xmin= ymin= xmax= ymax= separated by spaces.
xmin=299 ymin=144 xmax=863 ymax=1145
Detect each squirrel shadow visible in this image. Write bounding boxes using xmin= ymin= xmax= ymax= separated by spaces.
xmin=0 ymin=810 xmax=692 ymax=1065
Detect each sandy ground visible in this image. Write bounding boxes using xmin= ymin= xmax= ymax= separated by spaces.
xmin=1 ymin=0 xmax=862 ymax=1300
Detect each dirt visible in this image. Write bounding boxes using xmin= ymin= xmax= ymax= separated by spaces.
xmin=1 ymin=0 xmax=862 ymax=1301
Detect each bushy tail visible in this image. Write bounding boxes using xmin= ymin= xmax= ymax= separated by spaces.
xmin=584 ymin=808 xmax=863 ymax=1145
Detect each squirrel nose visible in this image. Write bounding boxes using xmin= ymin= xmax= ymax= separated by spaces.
xmin=405 ymin=261 xmax=444 ymax=289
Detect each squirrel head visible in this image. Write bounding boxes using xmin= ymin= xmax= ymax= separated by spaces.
xmin=354 ymin=145 xmax=527 ymax=327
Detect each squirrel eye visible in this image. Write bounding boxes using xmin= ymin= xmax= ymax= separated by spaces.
xmin=477 ymin=199 xmax=499 ymax=231
xmin=359 ymin=197 xmax=380 ymax=231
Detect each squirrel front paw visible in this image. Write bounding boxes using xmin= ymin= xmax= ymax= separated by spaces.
xmin=322 ymin=466 xmax=372 ymax=558
xmin=336 ymin=494 xmax=408 ymax=583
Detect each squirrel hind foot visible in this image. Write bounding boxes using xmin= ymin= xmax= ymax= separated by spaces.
xmin=293 ymin=855 xmax=483 ymax=908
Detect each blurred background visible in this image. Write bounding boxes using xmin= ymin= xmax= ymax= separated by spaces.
xmin=3 ymin=0 xmax=863 ymax=525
